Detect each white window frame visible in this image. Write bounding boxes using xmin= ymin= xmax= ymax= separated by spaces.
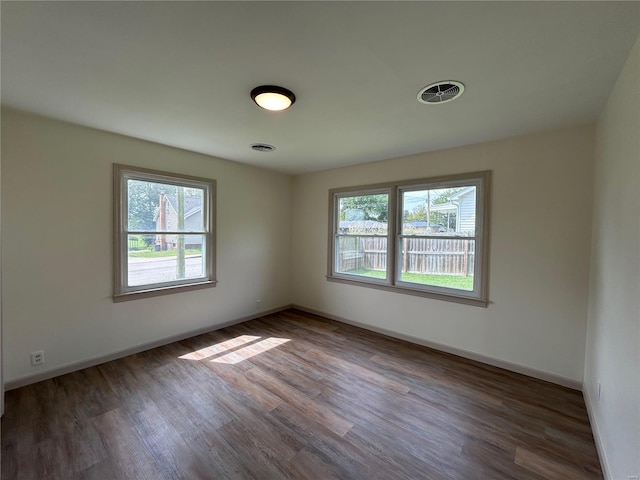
xmin=331 ymin=187 xmax=393 ymax=284
xmin=327 ymin=171 xmax=491 ymax=307
xmin=113 ymin=164 xmax=217 ymax=302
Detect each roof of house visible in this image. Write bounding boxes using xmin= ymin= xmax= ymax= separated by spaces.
xmin=428 ymin=187 xmax=477 ymax=213
xmin=405 ymin=222 xmax=444 ymax=228
xmin=164 ymin=195 xmax=202 ymax=219
xmin=339 ymin=220 xmax=387 ymax=232
xmin=451 ymin=187 xmax=476 ymax=199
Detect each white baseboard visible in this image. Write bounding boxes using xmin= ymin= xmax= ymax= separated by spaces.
xmin=6 ymin=302 xmax=582 ymax=392
xmin=583 ymin=384 xmax=612 ymax=480
xmin=4 ymin=305 xmax=292 ymax=391
xmin=292 ymin=304 xmax=583 ymax=391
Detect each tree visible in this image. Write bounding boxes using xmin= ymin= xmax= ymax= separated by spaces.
xmin=404 ymin=204 xmax=428 ymax=223
xmin=432 ymin=187 xmax=461 ymax=230
xmin=432 ymin=187 xmax=461 ymax=205
xmin=340 ymin=194 xmax=388 ymax=222
xmin=403 ymin=187 xmax=461 ymax=229
xmin=127 ymin=180 xmax=176 ymax=231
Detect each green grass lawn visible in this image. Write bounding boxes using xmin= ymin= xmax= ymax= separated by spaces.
xmin=347 ymin=269 xmax=473 ymax=290
xmin=129 ymin=249 xmax=202 ymax=258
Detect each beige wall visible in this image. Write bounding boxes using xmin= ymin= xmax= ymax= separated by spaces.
xmin=291 ymin=125 xmax=595 ymax=383
xmin=1 ymin=108 xmax=292 ymax=384
xmin=585 ymin=35 xmax=640 ymax=480
xmin=0 ymin=109 xmax=599 ymax=388
xmin=0 ymin=115 xmax=3 ymax=417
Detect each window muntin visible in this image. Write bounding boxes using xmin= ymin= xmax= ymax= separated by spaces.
xmin=328 ymin=172 xmax=490 ymax=306
xmin=114 ymin=165 xmax=216 ymax=301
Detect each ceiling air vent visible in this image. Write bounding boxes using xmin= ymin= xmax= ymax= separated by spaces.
xmin=417 ymin=81 xmax=465 ymax=104
xmin=251 ymin=143 xmax=276 ymax=152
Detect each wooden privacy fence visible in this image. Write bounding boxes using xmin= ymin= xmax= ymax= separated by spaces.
xmin=401 ymin=237 xmax=475 ymax=276
xmin=337 ymin=237 xmax=474 ymax=276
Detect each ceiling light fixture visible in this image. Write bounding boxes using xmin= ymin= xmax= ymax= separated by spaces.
xmin=251 ymin=85 xmax=296 ymax=111
xmin=251 ymin=143 xmax=276 ymax=152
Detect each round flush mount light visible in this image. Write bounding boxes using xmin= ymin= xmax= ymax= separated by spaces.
xmin=417 ymin=80 xmax=465 ymax=104
xmin=251 ymin=85 xmax=296 ymax=111
xmin=251 ymin=143 xmax=276 ymax=152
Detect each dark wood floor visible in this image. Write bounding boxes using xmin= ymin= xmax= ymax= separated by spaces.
xmin=2 ymin=309 xmax=602 ymax=479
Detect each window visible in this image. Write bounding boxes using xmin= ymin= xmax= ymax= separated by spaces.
xmin=328 ymin=171 xmax=490 ymax=306
xmin=114 ymin=164 xmax=216 ymax=301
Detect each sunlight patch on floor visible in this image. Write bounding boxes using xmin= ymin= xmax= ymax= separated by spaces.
xmin=179 ymin=335 xmax=291 ymax=364
xmin=179 ymin=335 xmax=261 ymax=360
xmin=212 ymin=337 xmax=291 ymax=364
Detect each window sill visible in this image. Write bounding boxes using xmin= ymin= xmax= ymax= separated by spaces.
xmin=113 ymin=280 xmax=217 ymax=303
xmin=326 ymin=275 xmax=488 ymax=307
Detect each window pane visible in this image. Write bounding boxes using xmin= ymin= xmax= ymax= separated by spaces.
xmin=336 ymin=235 xmax=387 ymax=280
xmin=128 ymin=234 xmax=205 ymax=287
xmin=128 ymin=180 xmax=205 ymax=232
xmin=402 ymin=186 xmax=476 ymax=236
xmin=338 ymin=193 xmax=388 ymax=234
xmin=399 ymin=238 xmax=474 ymax=291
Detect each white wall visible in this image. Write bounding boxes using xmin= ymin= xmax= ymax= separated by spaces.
xmin=291 ymin=125 xmax=595 ymax=384
xmin=585 ymin=35 xmax=640 ymax=480
xmin=1 ymin=108 xmax=292 ymax=384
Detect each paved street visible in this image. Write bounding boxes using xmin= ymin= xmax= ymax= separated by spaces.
xmin=128 ymin=256 xmax=204 ymax=286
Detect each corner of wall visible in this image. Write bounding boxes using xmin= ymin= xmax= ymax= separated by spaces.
xmin=582 ymin=384 xmax=613 ymax=480
xmin=584 ymin=32 xmax=640 ymax=480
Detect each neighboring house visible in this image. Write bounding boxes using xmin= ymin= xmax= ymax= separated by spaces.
xmin=156 ymin=193 xmax=204 ymax=250
xmin=452 ymin=187 xmax=476 ymax=233
xmin=338 ymin=220 xmax=387 ymax=234
xmin=429 ymin=186 xmax=476 ymax=234
xmin=404 ymin=221 xmax=446 ymax=233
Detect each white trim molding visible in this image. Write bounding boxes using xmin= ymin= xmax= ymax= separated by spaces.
xmin=7 ymin=303 xmax=582 ymax=394
xmin=4 ymin=305 xmax=292 ymax=391
xmin=292 ymin=304 xmax=582 ymax=391
xmin=583 ymin=384 xmax=613 ymax=480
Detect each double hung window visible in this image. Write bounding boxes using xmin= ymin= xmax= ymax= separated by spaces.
xmin=114 ymin=164 xmax=216 ymax=301
xmin=328 ymin=171 xmax=490 ymax=306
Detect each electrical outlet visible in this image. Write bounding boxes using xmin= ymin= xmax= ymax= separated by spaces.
xmin=31 ymin=350 xmax=45 ymax=366
xmin=256 ymin=299 xmax=262 ymax=310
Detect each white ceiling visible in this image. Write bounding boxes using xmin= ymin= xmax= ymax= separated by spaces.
xmin=2 ymin=1 xmax=639 ymax=174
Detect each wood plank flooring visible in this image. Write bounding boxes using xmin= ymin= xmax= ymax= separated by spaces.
xmin=1 ymin=309 xmax=603 ymax=479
